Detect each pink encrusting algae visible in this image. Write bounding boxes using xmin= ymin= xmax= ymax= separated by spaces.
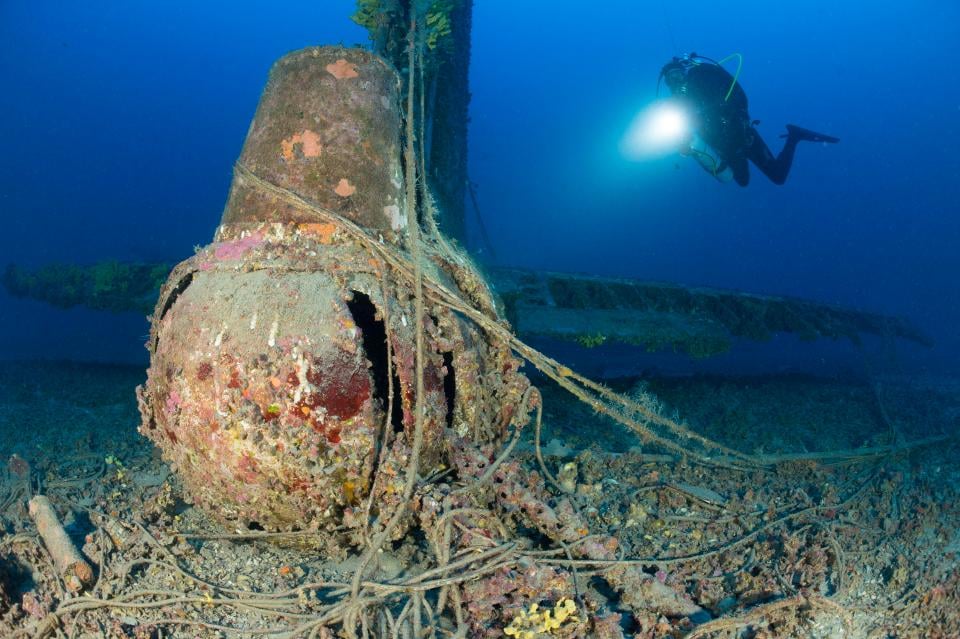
xmin=213 ymin=233 xmax=265 ymax=261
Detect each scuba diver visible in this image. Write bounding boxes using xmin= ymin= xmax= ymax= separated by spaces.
xmin=660 ymin=53 xmax=838 ymax=186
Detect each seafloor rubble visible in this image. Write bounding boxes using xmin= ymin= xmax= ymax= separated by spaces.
xmin=1 ymin=42 xmax=957 ymax=639
xmin=0 ymin=361 xmax=957 ymax=638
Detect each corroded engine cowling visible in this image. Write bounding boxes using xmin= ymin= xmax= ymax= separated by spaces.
xmin=137 ymin=47 xmax=528 ymax=538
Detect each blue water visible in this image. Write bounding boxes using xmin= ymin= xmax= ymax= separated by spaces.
xmin=1 ymin=1 xmax=958 ymax=372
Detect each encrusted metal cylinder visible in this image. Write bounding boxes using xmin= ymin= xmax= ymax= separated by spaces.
xmin=221 ymin=46 xmax=407 ymax=240
xmin=137 ymin=47 xmax=528 ymax=541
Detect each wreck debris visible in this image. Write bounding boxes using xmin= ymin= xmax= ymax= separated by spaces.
xmin=0 ymin=18 xmax=949 ymax=636
xmin=2 ymin=261 xmax=170 ymax=315
xmin=27 ymin=496 xmax=93 ymax=592
xmin=352 ymin=0 xmax=473 ymax=243
xmin=491 ymin=267 xmax=932 ymax=357
xmin=136 ymin=46 xmax=529 ymax=542
xmin=1 ymin=330 xmax=957 ymax=637
xmin=7 ymin=454 xmax=29 ymax=481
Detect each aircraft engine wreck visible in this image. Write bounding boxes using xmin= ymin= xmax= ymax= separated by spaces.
xmin=136 ymin=47 xmax=529 ymax=541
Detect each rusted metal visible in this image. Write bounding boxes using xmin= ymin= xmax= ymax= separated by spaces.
xmin=221 ymin=47 xmax=407 ymax=240
xmin=136 ymin=47 xmax=528 ymax=543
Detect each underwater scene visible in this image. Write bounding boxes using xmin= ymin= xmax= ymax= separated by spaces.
xmin=1 ymin=1 xmax=959 ymax=637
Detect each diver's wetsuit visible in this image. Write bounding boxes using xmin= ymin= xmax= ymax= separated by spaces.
xmin=664 ymin=56 xmax=837 ymax=186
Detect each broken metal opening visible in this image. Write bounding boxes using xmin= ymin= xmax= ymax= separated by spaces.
xmin=154 ymin=272 xmax=194 ymax=349
xmin=346 ymin=291 xmax=403 ymax=433
xmin=442 ymin=351 xmax=455 ymax=429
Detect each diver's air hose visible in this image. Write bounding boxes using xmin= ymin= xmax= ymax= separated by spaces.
xmin=688 ymin=146 xmax=721 ymax=177
xmin=717 ymin=52 xmax=743 ymax=101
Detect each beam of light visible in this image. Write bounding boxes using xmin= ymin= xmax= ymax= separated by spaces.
xmin=621 ymin=100 xmax=691 ymax=160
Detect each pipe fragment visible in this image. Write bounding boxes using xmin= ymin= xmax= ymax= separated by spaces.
xmin=28 ymin=495 xmax=94 ymax=592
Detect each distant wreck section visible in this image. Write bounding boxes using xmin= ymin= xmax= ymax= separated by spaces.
xmin=3 ymin=261 xmax=168 ymax=315
xmin=490 ymin=268 xmax=932 ymax=358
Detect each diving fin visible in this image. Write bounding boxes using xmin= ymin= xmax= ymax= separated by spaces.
xmin=782 ymin=124 xmax=839 ymax=144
